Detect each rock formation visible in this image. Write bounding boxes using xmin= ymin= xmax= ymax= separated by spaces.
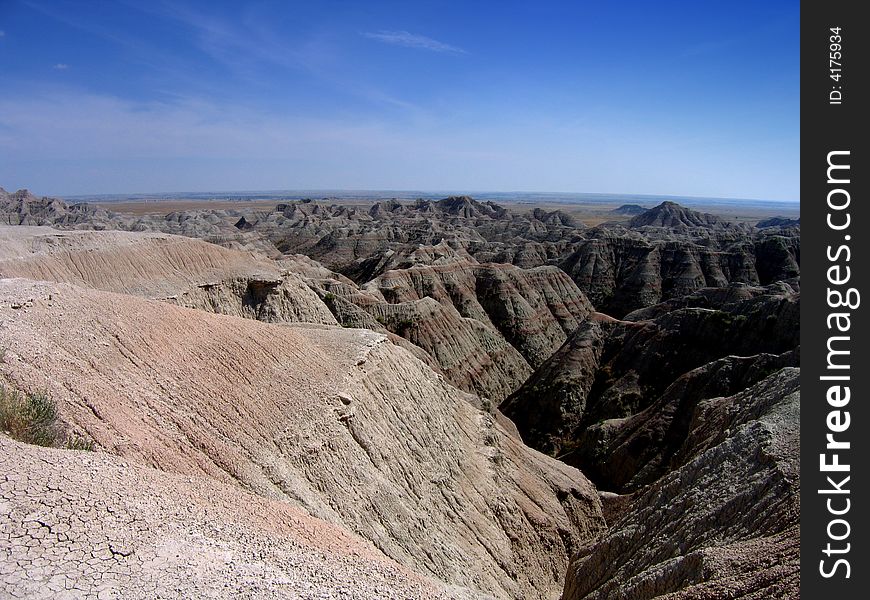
xmin=1 ymin=191 xmax=800 ymax=318
xmin=0 ymin=226 xmax=337 ymax=325
xmin=627 ymin=201 xmax=746 ymax=231
xmin=0 ymin=276 xmax=604 ymax=600
xmin=0 ymin=226 xmax=594 ymax=404
xmin=0 ymin=188 xmax=116 ymax=228
xmin=0 ymin=186 xmax=801 ymax=598
xmin=756 ymin=216 xmax=800 ymax=229
xmin=335 ymin=260 xmax=595 ymax=400
xmin=559 ymin=228 xmax=799 ymax=316
xmin=572 ymin=349 xmax=797 ymax=493
xmin=1 ymin=437 xmax=476 ymax=599
xmin=609 ymin=204 xmax=648 ymax=215
xmin=501 ymin=280 xmax=799 ymax=460
xmin=562 ymin=368 xmax=799 ymax=599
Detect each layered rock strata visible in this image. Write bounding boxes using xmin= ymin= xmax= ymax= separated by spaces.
xmin=0 ymin=277 xmax=605 ymax=600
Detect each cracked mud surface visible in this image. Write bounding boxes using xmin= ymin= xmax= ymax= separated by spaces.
xmin=0 ymin=437 xmax=470 ymax=599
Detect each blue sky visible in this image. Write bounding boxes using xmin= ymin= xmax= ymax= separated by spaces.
xmin=0 ymin=1 xmax=799 ymax=200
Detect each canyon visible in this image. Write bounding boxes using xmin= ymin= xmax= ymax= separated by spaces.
xmin=0 ymin=187 xmax=800 ymax=599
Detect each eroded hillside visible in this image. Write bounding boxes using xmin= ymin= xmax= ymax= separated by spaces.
xmin=0 ymin=437 xmax=473 ymax=599
xmin=1 ymin=189 xmax=800 ymax=318
xmin=563 ymin=368 xmax=799 ymax=599
xmin=0 ymin=190 xmax=800 ymax=599
xmin=0 ymin=276 xmax=604 ymax=600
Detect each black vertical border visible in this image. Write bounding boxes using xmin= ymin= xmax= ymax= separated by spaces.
xmin=801 ymin=0 xmax=869 ymax=596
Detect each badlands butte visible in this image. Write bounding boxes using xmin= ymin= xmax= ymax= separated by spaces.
xmin=0 ymin=187 xmax=800 ymax=599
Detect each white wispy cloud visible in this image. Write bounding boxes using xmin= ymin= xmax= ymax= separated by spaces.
xmin=0 ymin=86 xmax=513 ymax=193
xmin=0 ymin=86 xmax=513 ymax=173
xmin=53 ymin=63 xmax=69 ymax=70
xmin=125 ymin=5 xmax=423 ymax=112
xmin=0 ymin=88 xmax=404 ymax=159
xmin=0 ymin=30 xmax=6 ymax=37
xmin=363 ymin=30 xmax=465 ymax=54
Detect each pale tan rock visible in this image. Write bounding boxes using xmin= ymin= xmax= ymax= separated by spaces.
xmin=0 ymin=277 xmax=605 ymax=599
xmin=0 ymin=437 xmax=472 ymax=599
xmin=0 ymin=225 xmax=337 ymax=325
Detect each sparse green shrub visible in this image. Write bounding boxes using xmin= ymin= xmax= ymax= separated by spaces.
xmin=65 ymin=435 xmax=95 ymax=451
xmin=0 ymin=385 xmax=92 ymax=450
xmin=709 ymin=310 xmax=747 ymax=329
xmin=396 ymin=318 xmax=415 ymax=330
xmin=0 ymin=386 xmax=26 ymax=438
xmin=20 ymin=390 xmax=57 ymax=447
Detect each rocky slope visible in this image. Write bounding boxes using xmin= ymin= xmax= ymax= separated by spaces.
xmin=0 ymin=189 xmax=800 ymax=317
xmin=0 ymin=277 xmax=605 ymax=600
xmin=313 ymin=258 xmax=596 ymax=401
xmin=365 ymin=262 xmax=592 ymax=367
xmin=610 ymin=204 xmax=648 ymax=216
xmin=0 ymin=437 xmax=473 ymax=600
xmin=0 ymin=225 xmax=588 ymax=404
xmin=562 ymin=368 xmax=799 ymax=599
xmin=501 ymin=280 xmax=799 ymax=459
xmin=322 ymin=289 xmax=534 ymax=403
xmin=572 ymin=349 xmax=798 ymax=494
xmin=756 ymin=216 xmax=800 ymax=229
xmin=0 ymin=226 xmax=337 ymax=325
xmin=497 ymin=314 xmax=615 ymax=457
xmin=627 ymin=201 xmax=747 ymax=231
xmin=0 ymin=187 xmax=801 ymax=598
xmin=558 ymin=228 xmax=799 ymax=316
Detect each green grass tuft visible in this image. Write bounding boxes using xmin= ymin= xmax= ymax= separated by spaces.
xmin=0 ymin=385 xmax=93 ymax=450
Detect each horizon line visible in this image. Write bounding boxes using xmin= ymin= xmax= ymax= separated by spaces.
xmin=48 ymin=188 xmax=800 ymax=205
